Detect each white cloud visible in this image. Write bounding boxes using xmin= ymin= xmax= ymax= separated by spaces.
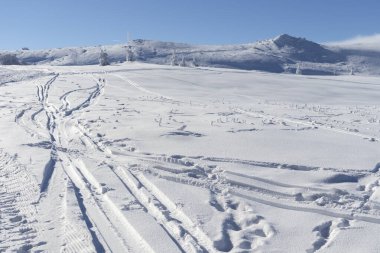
xmin=326 ymin=34 xmax=380 ymax=51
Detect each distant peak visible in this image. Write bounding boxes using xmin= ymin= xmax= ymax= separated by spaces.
xmin=274 ymin=34 xmax=297 ymax=41
xmin=272 ymin=34 xmax=322 ymax=49
xmin=273 ymin=34 xmax=306 ymax=46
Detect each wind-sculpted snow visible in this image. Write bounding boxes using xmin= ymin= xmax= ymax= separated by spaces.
xmin=1 ymin=63 xmax=380 ymax=252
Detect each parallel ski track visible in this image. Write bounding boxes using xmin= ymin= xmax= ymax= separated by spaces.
xmin=117 ymin=152 xmax=380 ymax=225
xmin=54 ymin=73 xmax=214 ymax=252
xmin=112 ymin=166 xmax=212 ymax=253
xmin=28 ymin=72 xmax=189 ymax=252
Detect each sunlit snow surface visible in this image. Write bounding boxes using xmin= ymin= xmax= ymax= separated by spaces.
xmin=1 ymin=63 xmax=380 ymax=253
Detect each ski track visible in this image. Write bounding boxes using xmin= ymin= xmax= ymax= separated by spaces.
xmin=136 ymin=153 xmax=380 ymax=225
xmin=128 ymin=152 xmax=380 ymax=225
xmin=11 ymin=73 xmax=128 ymax=252
xmin=113 ymin=166 xmax=210 ymax=253
xmin=40 ymin=74 xmax=136 ymax=252
xmin=133 ymin=156 xmax=276 ymax=252
xmin=16 ymin=72 xmax=184 ymax=252
xmin=32 ymin=72 xmax=273 ymax=252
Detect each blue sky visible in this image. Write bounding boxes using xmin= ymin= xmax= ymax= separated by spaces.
xmin=1 ymin=0 xmax=379 ymax=50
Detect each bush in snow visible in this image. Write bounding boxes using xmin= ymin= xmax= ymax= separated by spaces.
xmin=296 ymin=63 xmax=302 ymax=75
xmin=99 ymin=49 xmax=109 ymax=66
xmin=0 ymin=54 xmax=20 ymax=65
xmin=192 ymin=57 xmax=199 ymax=67
xmin=133 ymin=47 xmax=144 ymax=61
xmin=70 ymin=50 xmax=78 ymax=65
xmin=126 ymin=46 xmax=134 ymax=62
xmin=179 ymin=55 xmax=186 ymax=67
xmin=170 ymin=50 xmax=177 ymax=66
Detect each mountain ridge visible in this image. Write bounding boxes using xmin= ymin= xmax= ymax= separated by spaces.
xmin=1 ymin=34 xmax=379 ymax=75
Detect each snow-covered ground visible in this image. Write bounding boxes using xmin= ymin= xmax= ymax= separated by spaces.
xmin=1 ymin=62 xmax=380 ymax=252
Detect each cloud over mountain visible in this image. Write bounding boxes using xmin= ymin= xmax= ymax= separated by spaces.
xmin=327 ymin=34 xmax=380 ymax=51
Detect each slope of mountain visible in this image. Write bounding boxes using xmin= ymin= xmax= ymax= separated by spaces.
xmin=272 ymin=34 xmax=346 ymax=63
xmin=1 ymin=34 xmax=380 ymax=75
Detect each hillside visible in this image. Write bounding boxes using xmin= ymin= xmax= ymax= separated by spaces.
xmin=2 ymin=34 xmax=380 ymax=75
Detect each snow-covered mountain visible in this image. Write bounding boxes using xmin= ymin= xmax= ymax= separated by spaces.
xmin=1 ymin=34 xmax=380 ymax=75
